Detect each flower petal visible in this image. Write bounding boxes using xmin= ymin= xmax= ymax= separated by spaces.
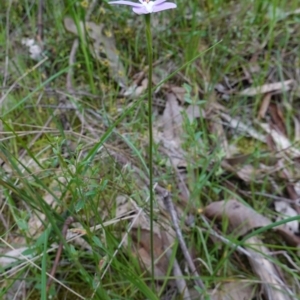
xmin=153 ymin=0 xmax=168 ymax=5
xmin=132 ymin=6 xmax=150 ymax=14
xmin=109 ymin=0 xmax=143 ymax=7
xmin=153 ymin=2 xmax=176 ymax=12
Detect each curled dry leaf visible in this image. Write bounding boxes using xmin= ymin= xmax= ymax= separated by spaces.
xmin=64 ymin=17 xmax=127 ymax=88
xmin=155 ymin=90 xmax=204 ymax=169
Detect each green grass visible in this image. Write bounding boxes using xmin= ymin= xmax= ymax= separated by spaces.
xmin=1 ymin=0 xmax=300 ymax=299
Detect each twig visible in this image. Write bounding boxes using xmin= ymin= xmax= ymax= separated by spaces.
xmin=161 ymin=231 xmax=191 ymax=300
xmin=46 ymin=216 xmax=75 ymax=292
xmin=160 ymin=188 xmax=205 ymax=290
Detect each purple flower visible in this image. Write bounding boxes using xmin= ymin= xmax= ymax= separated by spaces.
xmin=109 ymin=0 xmax=177 ymax=15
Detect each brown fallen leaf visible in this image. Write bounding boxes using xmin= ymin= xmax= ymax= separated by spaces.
xmin=257 ymin=92 xmax=271 ymax=119
xmin=204 ymin=200 xmax=270 ymax=237
xmin=204 ymin=199 xmax=296 ymax=300
xmin=162 ymin=92 xmax=183 ymax=141
xmin=204 ymin=199 xmax=300 ymax=246
xmin=169 ymin=86 xmax=186 ymax=104
xmin=269 ymin=103 xmax=287 ymax=136
xmin=115 ymin=195 xmax=175 ymax=279
xmin=154 ymin=92 xmax=186 ymax=169
xmin=130 ymin=228 xmax=170 ymax=278
xmin=64 ymin=17 xmax=127 ymax=88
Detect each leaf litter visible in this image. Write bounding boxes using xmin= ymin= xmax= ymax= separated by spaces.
xmin=3 ymin=3 xmax=300 ymax=300
xmin=3 ymin=74 xmax=300 ymax=300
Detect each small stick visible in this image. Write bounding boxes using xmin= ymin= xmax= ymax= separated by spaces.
xmin=160 ymin=189 xmax=205 ymax=290
xmin=46 ymin=216 xmax=75 ymax=292
xmin=161 ymin=231 xmax=191 ymax=300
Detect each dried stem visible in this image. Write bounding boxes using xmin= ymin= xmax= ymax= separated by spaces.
xmin=46 ymin=216 xmax=75 ymax=292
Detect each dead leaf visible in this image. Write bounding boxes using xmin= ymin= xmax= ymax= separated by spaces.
xmin=274 ymin=201 xmax=299 ymax=235
xmin=257 ymin=92 xmax=271 ymax=119
xmin=124 ymin=78 xmax=148 ymax=98
xmin=260 ymin=123 xmax=300 ymax=158
xmin=246 ymin=236 xmax=291 ymax=300
xmin=64 ymin=17 xmax=127 ymax=88
xmin=269 ymin=103 xmax=287 ymax=136
xmin=154 ymin=92 xmax=187 ymax=169
xmin=115 ymin=195 xmax=175 ymax=279
xmin=205 ymin=199 xmax=300 ymax=247
xmin=204 ymin=281 xmax=258 ymax=300
xmin=222 ymin=161 xmax=260 ymax=183
xmin=185 ymin=104 xmax=204 ymax=122
xmin=204 ymin=200 xmax=270 ymax=237
xmin=0 ymin=247 xmax=30 ymax=269
xmin=169 ymin=86 xmax=186 ymax=104
xmin=130 ymin=229 xmax=170 ymax=278
xmin=3 ymin=279 xmax=26 ymax=300
xmin=240 ymin=80 xmax=294 ymax=96
xmin=204 ymin=200 xmax=295 ymax=300
xmin=294 ymin=116 xmax=300 ymax=141
xmin=162 ymin=93 xmax=183 ymax=141
xmin=220 ymin=112 xmax=266 ymax=143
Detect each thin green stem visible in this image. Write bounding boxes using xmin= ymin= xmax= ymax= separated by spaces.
xmin=145 ymin=13 xmax=155 ymax=287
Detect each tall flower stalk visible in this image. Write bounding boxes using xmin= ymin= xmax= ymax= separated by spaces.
xmin=109 ymin=0 xmax=176 ymax=285
xmin=144 ymin=13 xmax=155 ymax=282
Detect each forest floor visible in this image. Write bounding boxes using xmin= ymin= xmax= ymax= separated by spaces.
xmin=1 ymin=0 xmax=300 ymax=299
